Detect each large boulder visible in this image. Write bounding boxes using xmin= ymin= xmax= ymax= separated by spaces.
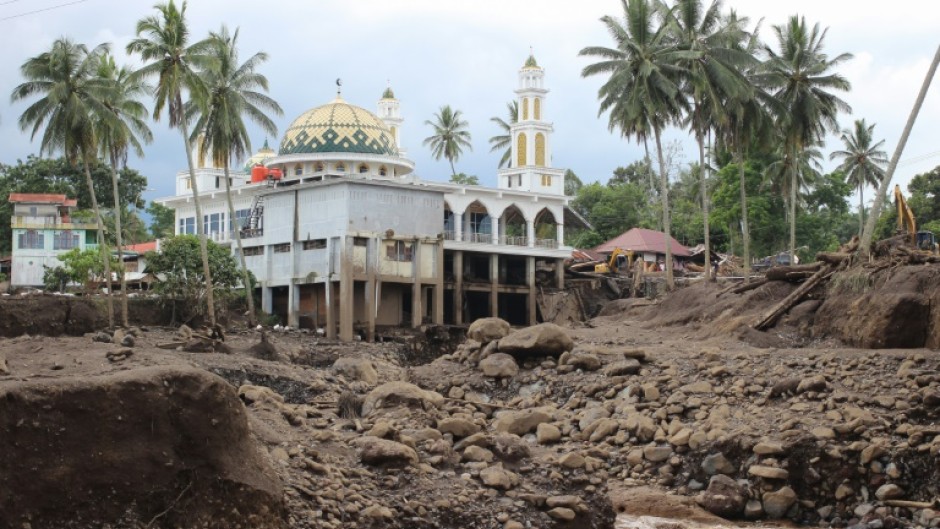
xmin=696 ymin=474 xmax=747 ymax=518
xmin=467 ymin=317 xmax=511 ymax=344
xmin=492 ymin=408 xmax=552 ymax=436
xmin=361 ymin=381 xmax=444 ymax=416
xmin=497 ymin=323 xmax=574 ymax=359
xmin=353 ymin=436 xmax=418 ymax=467
xmin=479 ymin=353 xmax=519 ymax=378
xmin=0 ymin=366 xmax=284 ymax=529
xmin=332 ymin=357 xmax=378 ymax=385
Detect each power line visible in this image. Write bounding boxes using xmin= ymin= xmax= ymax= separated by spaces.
xmin=0 ymin=0 xmax=88 ymax=21
xmin=0 ymin=0 xmax=25 ymax=6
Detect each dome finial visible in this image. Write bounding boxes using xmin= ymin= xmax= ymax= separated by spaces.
xmin=523 ymin=48 xmax=539 ymax=69
xmin=335 ymin=78 xmax=343 ymax=99
xmin=382 ymin=78 xmax=396 ymax=100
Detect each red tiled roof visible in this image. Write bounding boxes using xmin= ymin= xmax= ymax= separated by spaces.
xmin=123 ymin=241 xmax=158 ymax=253
xmin=594 ymin=228 xmax=691 ymax=257
xmin=8 ymin=193 xmax=77 ymax=207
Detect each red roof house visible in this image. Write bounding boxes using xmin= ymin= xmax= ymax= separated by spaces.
xmin=594 ymin=228 xmax=691 ymax=257
xmin=8 ymin=193 xmax=77 ymax=207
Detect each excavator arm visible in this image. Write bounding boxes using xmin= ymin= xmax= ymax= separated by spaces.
xmin=895 ymin=184 xmax=917 ymax=244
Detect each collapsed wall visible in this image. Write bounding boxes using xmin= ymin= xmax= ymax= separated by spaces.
xmin=0 ymin=366 xmax=285 ymax=529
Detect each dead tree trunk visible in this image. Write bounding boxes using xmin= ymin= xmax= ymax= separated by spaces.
xmin=752 ymin=264 xmax=833 ymax=331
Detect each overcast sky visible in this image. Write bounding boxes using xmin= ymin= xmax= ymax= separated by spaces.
xmin=1 ymin=0 xmax=938 ymax=211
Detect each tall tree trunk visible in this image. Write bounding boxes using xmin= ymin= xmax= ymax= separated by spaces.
xmin=789 ymin=144 xmax=798 ymax=266
xmin=81 ymin=149 xmax=114 ymax=329
xmin=654 ymin=128 xmax=674 ymax=290
xmin=696 ymin=128 xmax=711 ymax=281
xmin=449 ymin=158 xmax=456 ymax=178
xmin=861 ymin=44 xmax=940 ymax=255
xmin=737 ymin=140 xmax=751 ymax=282
xmin=109 ymin=153 xmax=129 ymax=327
xmin=642 ymin=137 xmax=659 ymax=231
xmin=180 ymin=122 xmax=216 ymax=327
xmin=223 ymin=159 xmax=256 ymax=326
xmin=858 ymin=183 xmax=864 ymax=237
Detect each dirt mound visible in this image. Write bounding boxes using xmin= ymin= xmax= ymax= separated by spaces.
xmin=815 ymin=264 xmax=940 ymax=349
xmin=0 ymin=366 xmax=284 ymax=529
xmin=0 ymin=295 xmax=105 ymax=337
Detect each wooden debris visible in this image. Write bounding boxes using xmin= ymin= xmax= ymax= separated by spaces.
xmin=753 ymin=264 xmax=834 ymax=331
xmin=765 ymin=263 xmax=823 ymax=282
xmin=816 ymin=252 xmax=854 ymax=265
xmin=730 ymin=278 xmax=768 ymax=295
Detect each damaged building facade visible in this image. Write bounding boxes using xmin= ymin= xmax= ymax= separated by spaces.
xmin=158 ymin=55 xmax=583 ymax=340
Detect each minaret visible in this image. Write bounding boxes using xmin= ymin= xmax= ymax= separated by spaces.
xmin=498 ymin=53 xmax=563 ymax=195
xmin=377 ymin=83 xmax=405 ymax=156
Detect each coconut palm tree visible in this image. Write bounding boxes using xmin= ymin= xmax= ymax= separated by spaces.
xmin=190 ymin=26 xmax=282 ymax=326
xmin=127 ymin=0 xmax=218 ymax=326
xmin=763 ymin=15 xmax=852 ymax=263
xmin=829 ymin=119 xmax=887 ymax=236
xmin=661 ymin=0 xmax=754 ymax=281
xmin=488 ymin=100 xmax=518 ymax=168
xmin=95 ymin=53 xmax=153 ymax=327
xmin=11 ymin=38 xmax=117 ymax=327
xmin=423 ymin=105 xmax=472 ymax=177
xmin=580 ymin=0 xmax=690 ymax=289
xmin=764 ymin=141 xmax=824 ymax=221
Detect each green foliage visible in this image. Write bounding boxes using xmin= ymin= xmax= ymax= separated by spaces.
xmin=564 ymin=169 xmax=583 ymax=196
xmin=146 ymin=235 xmax=248 ymax=323
xmin=0 ymin=156 xmax=148 ymax=253
xmin=449 ymin=173 xmax=479 ymax=185
xmin=423 ymin=105 xmax=472 ymax=176
xmin=146 ymin=201 xmax=176 ymax=239
xmin=488 ymin=101 xmax=517 ymax=169
xmin=907 ymin=165 xmax=940 ymax=230
xmin=43 ymin=247 xmax=121 ymax=293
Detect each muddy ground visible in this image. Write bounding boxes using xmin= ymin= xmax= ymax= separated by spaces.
xmin=1 ymin=263 xmax=939 ymax=529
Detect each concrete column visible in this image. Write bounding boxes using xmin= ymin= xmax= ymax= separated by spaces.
xmin=555 ymin=258 xmax=565 ymax=289
xmin=557 ymin=223 xmax=564 ymax=247
xmin=490 ymin=253 xmax=499 ymax=318
xmin=454 ymin=212 xmax=463 ymax=242
xmin=454 ymin=250 xmax=464 ymax=325
xmin=527 ymin=221 xmax=536 ymax=248
xmin=491 ymin=215 xmax=500 ymax=245
xmin=339 ymin=236 xmax=354 ymax=341
xmin=261 ymin=286 xmax=273 ymax=314
xmin=287 ymin=283 xmax=300 ymax=328
xmin=433 ymin=242 xmax=444 ymax=324
xmin=527 ymin=256 xmax=537 ymax=325
xmin=412 ymin=240 xmax=422 ymax=328
xmin=365 ymin=238 xmax=377 ymax=342
xmin=325 ymin=281 xmax=335 ymax=339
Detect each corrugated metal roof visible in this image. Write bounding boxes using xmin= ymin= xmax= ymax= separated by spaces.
xmin=594 ymin=228 xmax=691 ymax=257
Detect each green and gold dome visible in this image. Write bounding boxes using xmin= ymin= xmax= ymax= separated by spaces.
xmin=278 ymin=97 xmax=399 ymax=156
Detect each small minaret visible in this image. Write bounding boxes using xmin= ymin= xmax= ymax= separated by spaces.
xmin=377 ymin=82 xmax=405 ymax=156
xmin=498 ymin=53 xmax=563 ymax=195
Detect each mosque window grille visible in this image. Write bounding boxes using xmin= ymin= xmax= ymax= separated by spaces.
xmin=273 ymin=243 xmax=291 ymax=253
xmin=242 ymin=246 xmax=264 ymax=257
xmin=358 ymin=164 xmax=369 ymax=174
xmin=302 ymin=239 xmax=327 ymax=250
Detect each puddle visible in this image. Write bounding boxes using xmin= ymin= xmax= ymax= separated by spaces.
xmin=616 ymin=514 xmax=780 ymax=529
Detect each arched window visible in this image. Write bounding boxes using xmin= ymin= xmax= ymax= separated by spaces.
xmin=517 ymin=133 xmax=527 ymax=166
xmin=535 ymin=133 xmax=546 ymax=167
xmin=534 ymin=98 xmax=541 ymax=120
xmin=315 ymin=162 xmax=324 ymax=172
xmin=294 ymin=164 xmax=302 ymax=176
xmin=521 ymin=98 xmax=529 ymax=120
xmin=379 ymin=165 xmax=388 ymax=177
xmin=358 ymin=164 xmax=369 ymax=174
xmin=335 ymin=162 xmax=346 ymax=172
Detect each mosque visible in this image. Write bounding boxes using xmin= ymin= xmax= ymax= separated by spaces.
xmin=157 ymin=54 xmax=586 ymax=341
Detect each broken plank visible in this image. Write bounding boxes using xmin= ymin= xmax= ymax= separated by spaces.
xmin=752 ymin=264 xmax=833 ymax=331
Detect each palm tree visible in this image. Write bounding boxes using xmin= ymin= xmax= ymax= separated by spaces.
xmin=662 ymin=0 xmax=754 ymax=281
xmin=127 ymin=0 xmax=219 ymax=326
xmin=764 ymin=141 xmax=824 ymax=230
xmin=423 ymin=105 xmax=472 ymax=177
xmin=190 ymin=26 xmax=282 ymax=327
xmin=829 ymin=119 xmax=887 ymax=236
xmin=95 ymin=53 xmax=153 ymax=327
xmin=11 ymin=38 xmax=117 ymax=328
xmin=488 ymin=100 xmax=518 ymax=168
xmin=763 ymin=15 xmax=852 ymax=263
xmin=580 ymin=0 xmax=690 ymax=289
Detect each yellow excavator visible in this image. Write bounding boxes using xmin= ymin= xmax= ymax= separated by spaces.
xmin=595 ymin=248 xmax=634 ymax=274
xmin=895 ymin=184 xmax=939 ymax=254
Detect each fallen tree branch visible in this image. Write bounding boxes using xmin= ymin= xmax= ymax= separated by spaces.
xmin=765 ymin=263 xmax=822 ymax=282
xmin=752 ymin=264 xmax=833 ymax=331
xmin=731 ymin=278 xmax=768 ymax=294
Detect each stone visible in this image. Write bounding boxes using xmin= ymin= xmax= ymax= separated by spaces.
xmin=462 ymin=445 xmax=494 ymax=463
xmin=497 ymin=323 xmax=574 ymax=359
xmin=749 ymin=465 xmax=789 ymax=480
xmin=642 ymin=384 xmax=660 ymax=401
xmin=797 ymin=375 xmax=828 ymax=393
xmin=762 ymin=486 xmax=797 ymax=518
xmin=811 ymin=427 xmax=836 ymax=439
xmin=861 ymin=444 xmax=886 ymax=465
xmin=587 ymin=418 xmax=620 ymax=442
xmin=578 ymin=407 xmax=611 ymax=430
xmin=565 ymin=352 xmax=601 ymax=371
xmin=361 ymin=382 xmax=444 ymax=416
xmin=643 ymin=446 xmax=672 ymax=463
xmin=354 ymin=436 xmax=418 ymax=467
xmin=480 ymin=465 xmax=518 ymax=490
xmin=701 ymin=453 xmax=736 ymax=475
xmin=332 ymin=357 xmax=378 ymax=385
xmin=546 ymin=495 xmax=583 ymax=510
xmin=547 ymin=507 xmax=576 ymax=521
xmin=668 ymin=428 xmax=692 ymax=446
xmin=493 ymin=409 xmax=552 ymax=436
xmin=362 ymin=505 xmax=394 ymax=519
xmin=491 ymin=433 xmax=531 ymax=462
xmin=875 ymin=484 xmax=904 ymax=501
xmin=93 ymin=332 xmax=112 ymax=343
xmin=559 ymin=452 xmax=585 ymax=469
xmin=0 ymin=352 xmax=8 ymax=375
xmin=467 ymin=317 xmax=511 ymax=343
xmin=536 ymin=423 xmax=562 ymax=444
xmin=753 ymin=441 xmax=786 ymax=455
xmin=681 ymin=381 xmax=713 ymax=394
xmin=505 ymin=522 xmax=524 ymax=529
xmin=696 ymin=474 xmax=747 ymax=518
xmin=603 ymin=358 xmax=642 ymax=376
xmin=438 ymin=417 xmax=481 ymax=438
xmin=744 ymin=500 xmax=764 ymax=519
xmin=120 ymin=335 xmax=135 ymax=347
xmin=479 ymin=353 xmax=519 ymax=378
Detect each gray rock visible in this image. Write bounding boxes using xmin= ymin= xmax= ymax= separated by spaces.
xmin=874 ymin=483 xmax=904 ymax=501
xmin=702 ymin=453 xmax=736 ymax=475
xmin=497 ymin=323 xmax=573 ymax=359
xmin=643 ymin=446 xmax=672 ymax=463
xmin=479 ymin=353 xmax=519 ymax=378
xmin=467 ymin=317 xmax=511 ymax=343
xmin=332 ymin=357 xmax=378 ymax=384
xmin=696 ymin=474 xmax=747 ymax=518
xmin=354 ymin=436 xmax=418 ymax=466
xmin=603 ymin=358 xmax=642 ymax=376
xmin=762 ymin=486 xmax=797 ymax=518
